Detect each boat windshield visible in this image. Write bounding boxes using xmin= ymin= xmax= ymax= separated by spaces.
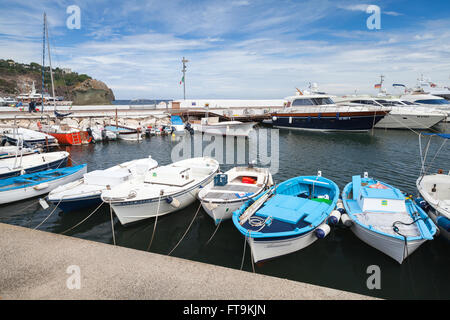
xmin=291 ymin=97 xmax=335 ymax=107
xmin=401 ymin=101 xmax=415 ymax=105
xmin=415 ymin=99 xmax=450 ymax=105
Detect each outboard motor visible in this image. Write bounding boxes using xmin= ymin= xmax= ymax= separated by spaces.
xmin=185 ymin=122 xmax=194 ymax=135
xmin=101 ymin=128 xmax=107 ymax=141
xmin=86 ymin=127 xmax=95 ymax=144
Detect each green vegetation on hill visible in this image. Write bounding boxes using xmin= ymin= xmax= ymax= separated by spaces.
xmin=0 ymin=59 xmax=114 ymax=104
xmin=0 ymin=59 xmax=91 ymax=90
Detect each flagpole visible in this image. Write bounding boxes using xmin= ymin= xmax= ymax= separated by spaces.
xmin=182 ymin=57 xmax=188 ymax=100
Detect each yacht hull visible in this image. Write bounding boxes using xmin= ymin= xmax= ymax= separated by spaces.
xmin=376 ymin=114 xmax=445 ymax=129
xmin=272 ymin=112 xmax=386 ymax=132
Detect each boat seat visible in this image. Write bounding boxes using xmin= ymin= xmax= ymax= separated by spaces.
xmin=346 ymin=199 xmax=362 ymax=214
xmin=257 ymin=194 xmax=328 ymax=225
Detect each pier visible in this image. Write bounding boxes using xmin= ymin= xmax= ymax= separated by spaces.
xmin=0 ymin=223 xmax=374 ymax=300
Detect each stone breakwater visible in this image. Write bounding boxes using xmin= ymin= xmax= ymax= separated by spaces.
xmin=0 ymin=114 xmax=172 ymax=131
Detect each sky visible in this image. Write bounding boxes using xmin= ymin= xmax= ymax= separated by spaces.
xmin=0 ymin=0 xmax=449 ymax=100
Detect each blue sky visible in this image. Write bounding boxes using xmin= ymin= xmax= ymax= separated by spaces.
xmin=0 ymin=0 xmax=449 ymax=99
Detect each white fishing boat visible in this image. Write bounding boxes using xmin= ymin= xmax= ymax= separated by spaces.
xmin=198 ymin=166 xmax=273 ymax=225
xmin=101 ymin=157 xmax=220 ymax=225
xmin=0 ymin=145 xmax=39 ymax=159
xmin=190 ymin=117 xmax=256 ymax=136
xmin=104 ymin=125 xmax=145 ymax=141
xmin=0 ymin=164 xmax=87 ymax=205
xmin=416 ymin=133 xmax=450 ymax=241
xmin=0 ymin=151 xmax=69 ymax=179
xmin=2 ymin=127 xmax=57 ymax=147
xmin=342 ymin=173 xmax=437 ymax=263
xmin=48 ymin=156 xmax=158 ymax=212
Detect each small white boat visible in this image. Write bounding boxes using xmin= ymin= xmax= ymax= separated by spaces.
xmin=48 ymin=156 xmax=158 ymax=212
xmin=198 ymin=166 xmax=273 ymax=225
xmin=416 ymin=133 xmax=450 ymax=241
xmin=190 ymin=117 xmax=256 ymax=136
xmin=0 ymin=164 xmax=87 ymax=205
xmin=101 ymin=157 xmax=220 ymax=225
xmin=417 ymin=172 xmax=450 ymax=241
xmin=0 ymin=146 xmax=39 ymax=159
xmin=2 ymin=127 xmax=57 ymax=147
xmin=342 ymin=173 xmax=437 ymax=263
xmin=0 ymin=151 xmax=69 ymax=179
xmin=104 ymin=125 xmax=145 ymax=141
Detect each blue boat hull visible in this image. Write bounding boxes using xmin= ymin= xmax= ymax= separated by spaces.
xmin=50 ymin=195 xmax=102 ymax=213
xmin=0 ymin=157 xmax=68 ymax=180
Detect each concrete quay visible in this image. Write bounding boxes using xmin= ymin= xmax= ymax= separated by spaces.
xmin=0 ymin=223 xmax=375 ymax=300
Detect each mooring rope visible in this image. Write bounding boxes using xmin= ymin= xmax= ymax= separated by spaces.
xmin=147 ymin=192 xmax=162 ymax=251
xmin=60 ymin=201 xmax=104 ymax=235
xmin=33 ymin=196 xmax=64 ymax=230
xmin=205 ymin=216 xmax=223 ymax=246
xmin=240 ymin=233 xmax=247 ymax=271
xmin=109 ymin=200 xmax=116 ymax=246
xmin=168 ymin=201 xmax=203 ymax=256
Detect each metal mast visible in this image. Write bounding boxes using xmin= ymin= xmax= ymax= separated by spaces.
xmin=41 ymin=13 xmax=46 ymax=113
xmin=379 ymin=74 xmax=385 ymax=93
xmin=44 ymin=14 xmax=56 ymax=111
xmin=182 ymin=57 xmax=189 ymax=100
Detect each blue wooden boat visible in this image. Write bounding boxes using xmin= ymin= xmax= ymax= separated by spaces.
xmin=232 ymin=173 xmax=340 ymax=263
xmin=0 ymin=164 xmax=87 ymax=205
xmin=341 ymin=173 xmax=437 ymax=263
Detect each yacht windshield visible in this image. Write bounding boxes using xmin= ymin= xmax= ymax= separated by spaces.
xmin=401 ymin=101 xmax=415 ymax=105
xmin=311 ymin=98 xmax=335 ymax=105
xmin=415 ymin=99 xmax=450 ymax=105
xmin=292 ymin=98 xmax=314 ymax=106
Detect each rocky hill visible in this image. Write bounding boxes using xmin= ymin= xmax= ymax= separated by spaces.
xmin=0 ymin=59 xmax=115 ymax=105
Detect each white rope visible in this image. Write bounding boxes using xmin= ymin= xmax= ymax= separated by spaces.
xmin=205 ymin=216 xmax=223 ymax=245
xmin=109 ymin=200 xmax=116 ymax=246
xmin=240 ymin=233 xmax=247 ymax=271
xmin=60 ymin=201 xmax=104 ymax=235
xmin=168 ymin=201 xmax=202 ymax=255
xmin=147 ymin=192 xmax=162 ymax=251
xmin=33 ymin=196 xmax=65 ymax=230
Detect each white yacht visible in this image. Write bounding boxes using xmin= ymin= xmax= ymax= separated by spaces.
xmin=335 ymin=96 xmax=445 ymax=130
xmin=401 ymin=94 xmax=450 ymax=131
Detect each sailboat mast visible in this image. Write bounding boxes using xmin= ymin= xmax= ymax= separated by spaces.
xmin=44 ymin=13 xmax=56 ymax=111
xmin=41 ymin=13 xmax=45 ymax=113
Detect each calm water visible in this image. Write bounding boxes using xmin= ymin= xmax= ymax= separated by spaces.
xmin=1 ymin=128 xmax=449 ymax=299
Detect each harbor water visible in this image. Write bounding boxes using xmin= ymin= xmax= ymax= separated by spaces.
xmin=1 ymin=127 xmax=449 ymax=299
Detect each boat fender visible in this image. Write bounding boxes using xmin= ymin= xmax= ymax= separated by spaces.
xmin=166 ymin=196 xmax=180 ymax=208
xmin=20 ymin=169 xmax=26 ymax=176
xmin=39 ymin=198 xmax=49 ymax=210
xmin=328 ymin=210 xmax=341 ymax=225
xmin=315 ymin=224 xmax=331 ymax=239
xmin=341 ymin=213 xmax=353 ymax=227
xmin=336 ymin=202 xmax=344 ymax=209
xmin=436 ymin=216 xmax=450 ymax=232
xmin=337 ymin=207 xmax=346 ymax=214
xmin=34 ymin=183 xmax=49 ymax=190
xmin=415 ymin=197 xmax=429 ymax=210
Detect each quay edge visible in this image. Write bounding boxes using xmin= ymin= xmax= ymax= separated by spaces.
xmin=0 ymin=223 xmax=375 ymax=300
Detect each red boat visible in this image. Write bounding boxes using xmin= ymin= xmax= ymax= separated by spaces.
xmin=38 ymin=123 xmax=91 ymax=145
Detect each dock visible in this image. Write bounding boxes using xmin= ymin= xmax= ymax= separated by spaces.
xmin=0 ymin=223 xmax=374 ymax=300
